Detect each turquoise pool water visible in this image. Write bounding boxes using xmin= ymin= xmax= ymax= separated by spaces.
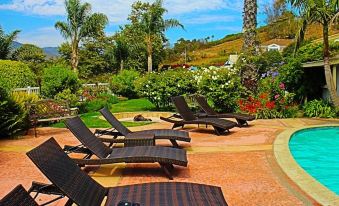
xmin=289 ymin=127 xmax=339 ymax=195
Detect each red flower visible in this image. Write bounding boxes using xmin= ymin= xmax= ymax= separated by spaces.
xmin=265 ymin=101 xmax=275 ymax=109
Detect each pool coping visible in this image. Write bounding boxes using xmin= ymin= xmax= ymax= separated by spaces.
xmin=273 ymin=124 xmax=339 ymax=205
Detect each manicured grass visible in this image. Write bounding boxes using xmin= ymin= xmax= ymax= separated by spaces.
xmin=51 ymin=98 xmax=156 ymax=128
xmin=110 ymin=98 xmax=156 ymax=113
xmin=51 ymin=111 xmax=154 ymax=128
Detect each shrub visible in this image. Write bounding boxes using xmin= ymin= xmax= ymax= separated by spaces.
xmin=111 ymin=70 xmax=140 ymax=99
xmin=97 ymin=93 xmax=119 ymax=104
xmin=78 ymin=93 xmax=118 ymax=113
xmin=0 ymin=87 xmax=26 ymax=138
xmin=136 ymin=69 xmax=198 ymax=109
xmin=278 ymin=57 xmax=304 ymax=100
xmin=41 ymin=66 xmax=80 ymax=98
xmin=239 ymin=76 xmax=297 ymax=119
xmin=196 ymin=67 xmax=245 ymax=112
xmin=303 ymin=100 xmax=336 ymax=118
xmin=11 ymin=92 xmax=39 ymax=109
xmin=0 ymin=60 xmax=36 ymax=91
xmin=79 ymin=99 xmax=110 ymax=113
xmin=54 ymin=89 xmax=79 ymax=107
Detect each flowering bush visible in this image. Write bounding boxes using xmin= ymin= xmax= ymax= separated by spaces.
xmin=135 ymin=69 xmax=197 ymax=109
xmin=239 ymin=76 xmax=297 ymax=119
xmin=195 ymin=66 xmax=245 ymax=112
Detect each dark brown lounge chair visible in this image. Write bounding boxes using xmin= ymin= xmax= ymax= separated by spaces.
xmin=65 ymin=117 xmax=187 ymax=180
xmin=25 ymin=138 xmax=228 ymax=206
xmin=95 ymin=107 xmax=191 ymax=148
xmin=0 ymin=185 xmax=38 ymax=206
xmin=160 ymin=96 xmax=237 ymax=135
xmin=194 ymin=95 xmax=255 ymax=126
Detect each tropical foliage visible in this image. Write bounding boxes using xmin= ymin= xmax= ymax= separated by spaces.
xmin=0 ymin=87 xmax=26 ymax=138
xmin=0 ymin=26 xmax=20 ymax=60
xmin=55 ymin=0 xmax=108 ymax=72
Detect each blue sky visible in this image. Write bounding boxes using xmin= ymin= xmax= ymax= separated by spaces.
xmin=0 ymin=0 xmax=272 ymax=47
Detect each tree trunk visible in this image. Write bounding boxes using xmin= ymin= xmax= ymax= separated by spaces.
xmin=147 ymin=35 xmax=153 ymax=73
xmin=71 ymin=41 xmax=79 ymax=74
xmin=242 ymin=0 xmax=258 ymax=54
xmin=120 ymin=59 xmax=124 ymax=71
xmin=147 ymin=54 xmax=152 ymax=73
xmin=323 ymin=22 xmax=339 ymax=106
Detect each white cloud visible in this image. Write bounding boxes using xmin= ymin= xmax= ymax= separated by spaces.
xmin=17 ymin=26 xmax=64 ymax=47
xmin=183 ymin=15 xmax=237 ymax=25
xmin=0 ymin=0 xmax=243 ymax=23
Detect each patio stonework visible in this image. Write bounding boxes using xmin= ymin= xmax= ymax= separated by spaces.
xmin=0 ymin=118 xmax=338 ymax=205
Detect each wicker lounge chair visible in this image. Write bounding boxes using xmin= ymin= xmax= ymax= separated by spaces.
xmin=160 ymin=96 xmax=237 ymax=135
xmin=194 ymin=95 xmax=255 ymax=126
xmin=25 ymin=138 xmax=228 ymax=206
xmin=0 ymin=185 xmax=38 ymax=206
xmin=95 ymin=107 xmax=191 ymax=148
xmin=65 ymin=117 xmax=187 ymax=180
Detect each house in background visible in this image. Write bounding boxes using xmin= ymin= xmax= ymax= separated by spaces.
xmin=302 ymin=56 xmax=339 ymax=100
xmin=260 ymin=39 xmax=293 ymax=52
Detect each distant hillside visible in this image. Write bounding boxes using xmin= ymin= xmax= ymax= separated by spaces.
xmin=42 ymin=47 xmax=59 ymax=57
xmin=11 ymin=41 xmax=59 ymax=57
xmin=169 ymin=24 xmax=339 ymax=66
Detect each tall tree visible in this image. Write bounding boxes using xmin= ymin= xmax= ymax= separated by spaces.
xmin=242 ymin=0 xmax=258 ymax=53
xmin=289 ymin=0 xmax=339 ymax=106
xmin=0 ymin=26 xmax=20 ymax=60
xmin=55 ymin=0 xmax=108 ymax=73
xmin=114 ymin=35 xmax=129 ymax=71
xmin=130 ymin=0 xmax=184 ymax=72
xmin=241 ymin=0 xmax=259 ymax=92
xmin=11 ymin=44 xmax=46 ymax=74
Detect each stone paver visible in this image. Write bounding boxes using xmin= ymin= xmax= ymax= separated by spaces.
xmin=0 ymin=118 xmax=338 ymax=205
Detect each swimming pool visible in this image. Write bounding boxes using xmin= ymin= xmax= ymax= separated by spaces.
xmin=289 ymin=127 xmax=339 ymax=195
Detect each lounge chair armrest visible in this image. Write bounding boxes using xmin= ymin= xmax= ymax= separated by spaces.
xmin=71 ymin=158 xmax=120 ymax=165
xmin=95 ymin=129 xmax=122 ymax=137
xmin=28 ymin=181 xmax=64 ymax=196
xmin=63 ymin=145 xmax=92 ymax=155
xmin=98 ymin=135 xmax=155 ymax=147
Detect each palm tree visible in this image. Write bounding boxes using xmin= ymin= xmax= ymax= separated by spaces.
xmin=0 ymin=26 xmax=20 ymax=59
xmin=55 ymin=0 xmax=108 ymax=73
xmin=139 ymin=0 xmax=184 ymax=72
xmin=241 ymin=0 xmax=259 ymax=92
xmin=242 ymin=0 xmax=258 ymax=54
xmin=289 ymin=0 xmax=339 ymax=106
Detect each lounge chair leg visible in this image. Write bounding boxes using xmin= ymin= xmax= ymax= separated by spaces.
xmin=172 ymin=123 xmax=183 ymax=129
xmin=212 ymin=126 xmax=226 ymax=136
xmin=236 ymin=119 xmax=247 ymax=127
xmin=160 ymin=163 xmax=174 ymax=180
xmin=170 ymin=139 xmax=180 ymax=148
xmin=65 ymin=199 xmax=74 ymax=206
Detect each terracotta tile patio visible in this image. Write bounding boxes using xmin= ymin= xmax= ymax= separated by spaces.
xmin=1 ymin=118 xmax=338 ymax=205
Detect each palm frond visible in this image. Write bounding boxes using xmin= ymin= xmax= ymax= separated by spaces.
xmin=55 ymin=21 xmax=72 ymax=40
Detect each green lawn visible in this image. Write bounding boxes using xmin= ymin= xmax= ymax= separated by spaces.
xmin=110 ymin=98 xmax=156 ymax=113
xmin=51 ymin=98 xmax=156 ymax=128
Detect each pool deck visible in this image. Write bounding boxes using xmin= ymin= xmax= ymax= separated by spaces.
xmin=0 ymin=118 xmax=339 ymax=205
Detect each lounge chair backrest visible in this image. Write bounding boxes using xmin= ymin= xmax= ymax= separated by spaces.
xmin=100 ymin=107 xmax=131 ymax=135
xmin=195 ymin=96 xmax=217 ymax=115
xmin=171 ymin=96 xmax=197 ymax=121
xmin=65 ymin=117 xmax=111 ymax=158
xmin=26 ymin=138 xmax=107 ymax=206
xmin=0 ymin=185 xmax=38 ymax=206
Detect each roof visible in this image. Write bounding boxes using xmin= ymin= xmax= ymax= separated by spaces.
xmin=302 ymin=56 xmax=339 ymax=68
xmin=261 ymin=39 xmax=294 ymax=47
